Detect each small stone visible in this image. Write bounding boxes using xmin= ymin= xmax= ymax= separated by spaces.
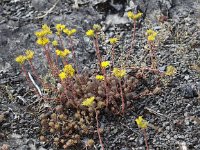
xmin=174 ymin=135 xmax=178 ymax=139
xmin=165 ymin=126 xmax=170 ymax=130
xmin=138 ymin=137 xmax=144 ymax=145
xmin=166 ymin=134 xmax=170 ymax=139
xmin=184 ymin=75 xmax=190 ymax=80
xmin=182 ymin=85 xmax=198 ymax=98
xmin=2 ymin=123 xmax=11 ymax=128
xmin=185 ymin=120 xmax=190 ymax=125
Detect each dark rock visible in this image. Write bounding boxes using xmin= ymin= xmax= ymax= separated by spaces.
xmin=182 ymin=84 xmax=198 ymax=98
xmin=2 ymin=122 xmax=11 ymax=128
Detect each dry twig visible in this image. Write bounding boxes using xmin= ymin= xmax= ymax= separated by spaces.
xmin=36 ymin=0 xmax=60 ymax=19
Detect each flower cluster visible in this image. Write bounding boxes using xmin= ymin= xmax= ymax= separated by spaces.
xmin=109 ymin=38 xmax=118 ymax=45
xmin=146 ymin=29 xmax=157 ymax=42
xmin=59 ymin=71 xmax=67 ymax=80
xmin=15 ymin=55 xmax=27 ymax=65
xmin=86 ymin=24 xmax=101 ymax=38
xmin=35 ymin=24 xmax=52 ymax=46
xmin=36 ymin=37 xmax=49 ymax=46
xmin=135 ymin=116 xmax=148 ymax=129
xmin=101 ymin=61 xmax=110 ymax=68
xmin=63 ymin=64 xmax=75 ymax=77
xmin=96 ymin=75 xmax=104 ymax=80
xmin=86 ymin=29 xmax=95 ymax=37
xmin=56 ymin=24 xmax=66 ymax=35
xmin=15 ymin=50 xmax=35 ymax=65
xmin=127 ymin=11 xmax=143 ymax=20
xmin=93 ymin=24 xmax=101 ymax=31
xmin=81 ymin=96 xmax=95 ymax=107
xmin=113 ymin=68 xmax=126 ymax=78
xmin=55 ymin=49 xmax=71 ymax=58
xmin=63 ymin=28 xmax=77 ymax=37
xmin=35 ymin=24 xmax=52 ymax=37
xmin=52 ymin=40 xmax=58 ymax=46
xmin=25 ymin=50 xmax=34 ymax=60
xmin=58 ymin=64 xmax=75 ymax=80
xmin=165 ymin=65 xmax=176 ymax=76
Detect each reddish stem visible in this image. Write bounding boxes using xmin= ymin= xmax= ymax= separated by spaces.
xmin=119 ymin=79 xmax=125 ymax=115
xmin=102 ymin=68 xmax=109 ymax=107
xmin=95 ymin=110 xmax=104 ymax=150
xmin=111 ymin=45 xmax=115 ymax=68
xmin=21 ymin=65 xmax=31 ymax=85
xmin=28 ymin=60 xmax=46 ymax=86
xmin=150 ymin=42 xmax=157 ymax=69
xmin=43 ymin=46 xmax=57 ymax=77
xmin=143 ymin=129 xmax=149 ymax=150
xmin=93 ymin=33 xmax=102 ymax=72
xmin=125 ymin=19 xmax=136 ymax=64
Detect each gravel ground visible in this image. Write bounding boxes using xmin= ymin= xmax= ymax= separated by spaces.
xmin=0 ymin=0 xmax=200 ymax=149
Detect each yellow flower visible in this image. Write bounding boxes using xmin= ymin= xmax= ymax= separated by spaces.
xmin=82 ymin=96 xmax=95 ymax=107
xmin=63 ymin=64 xmax=75 ymax=77
xmin=63 ymin=28 xmax=77 ymax=37
xmin=96 ymin=75 xmax=104 ymax=80
xmin=101 ymin=61 xmax=110 ymax=68
xmin=56 ymin=24 xmax=66 ymax=31
xmin=63 ymin=49 xmax=71 ymax=56
xmin=113 ymin=68 xmax=126 ymax=78
xmin=93 ymin=24 xmax=101 ymax=31
xmin=35 ymin=30 xmax=46 ymax=38
xmin=152 ymin=32 xmax=157 ymax=37
xmin=127 ymin=11 xmax=143 ymax=20
xmin=127 ymin=11 xmax=134 ymax=19
xmin=133 ymin=12 xmax=143 ymax=20
xmin=55 ymin=49 xmax=71 ymax=58
xmin=15 ymin=55 xmax=27 ymax=65
xmin=147 ymin=35 xmax=156 ymax=41
xmin=42 ymin=24 xmax=52 ymax=35
xmin=146 ymin=29 xmax=155 ymax=35
xmin=109 ymin=38 xmax=118 ymax=45
xmin=86 ymin=29 xmax=95 ymax=37
xmin=55 ymin=49 xmax=61 ymax=56
xmin=52 ymin=40 xmax=58 ymax=46
xmin=146 ymin=29 xmax=157 ymax=42
xmin=36 ymin=37 xmax=49 ymax=46
xmin=59 ymin=72 xmax=67 ymax=80
xmin=165 ymin=65 xmax=176 ymax=76
xmin=25 ymin=50 xmax=34 ymax=60
xmin=135 ymin=116 xmax=148 ymax=129
xmin=35 ymin=24 xmax=52 ymax=38
xmin=56 ymin=24 xmax=66 ymax=35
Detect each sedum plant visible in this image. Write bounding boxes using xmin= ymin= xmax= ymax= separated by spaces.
xmin=15 ymin=15 xmax=175 ymax=148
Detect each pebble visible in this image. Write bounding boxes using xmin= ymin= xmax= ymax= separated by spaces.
xmin=138 ymin=137 xmax=144 ymax=145
xmin=166 ymin=134 xmax=170 ymax=139
xmin=182 ymin=84 xmax=198 ymax=98
xmin=2 ymin=122 xmax=11 ymax=128
xmin=18 ymin=145 xmax=29 ymax=150
xmin=184 ymin=75 xmax=190 ymax=80
xmin=165 ymin=126 xmax=170 ymax=130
